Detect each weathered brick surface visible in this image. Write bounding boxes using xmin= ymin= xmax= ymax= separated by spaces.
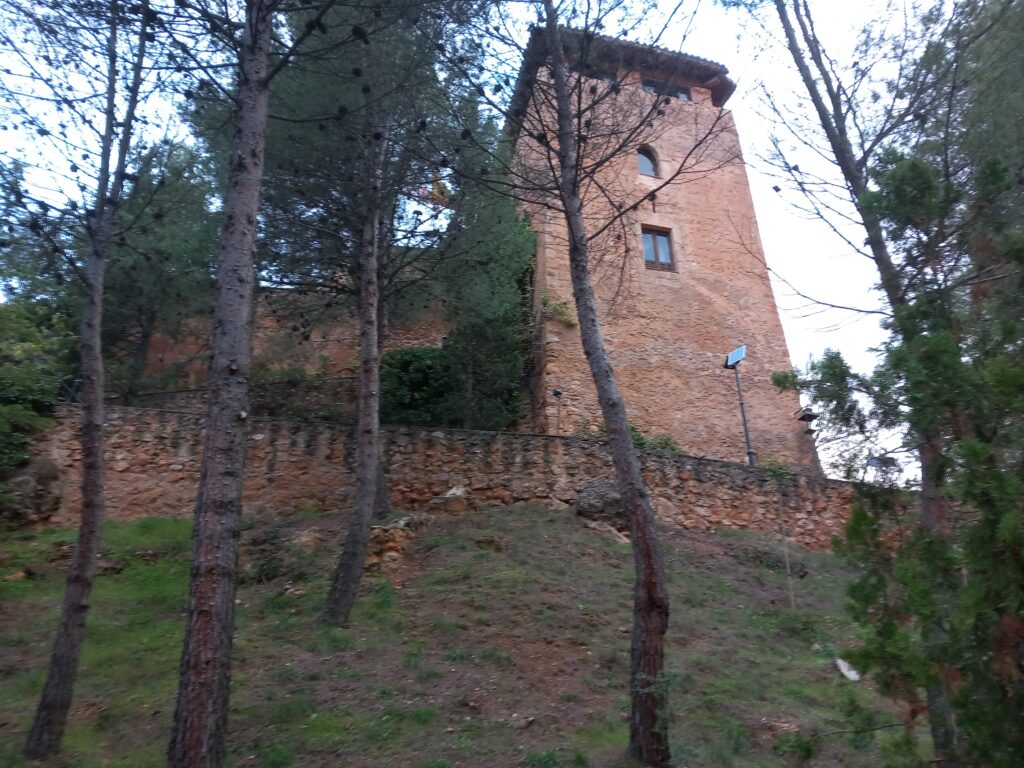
xmin=39 ymin=407 xmax=853 ymax=549
xmin=141 ymin=293 xmax=449 ymax=391
xmin=520 ymin=64 xmax=818 ymax=470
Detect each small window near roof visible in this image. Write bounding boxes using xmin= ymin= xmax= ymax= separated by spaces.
xmin=642 ymin=227 xmax=674 ymax=271
xmin=642 ymin=80 xmax=691 ymax=101
xmin=638 ymin=147 xmax=658 ymax=176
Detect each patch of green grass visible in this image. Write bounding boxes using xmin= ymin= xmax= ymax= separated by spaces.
xmin=308 ymin=625 xmax=354 ymax=653
xmin=350 ymin=580 xmax=405 ymax=634
xmin=270 ymin=691 xmax=317 ymax=724
xmin=524 ymin=751 xmax=565 ymax=767
xmin=293 ymin=704 xmax=442 ymax=756
xmin=773 ymin=730 xmax=818 ymax=760
xmin=0 ymin=506 xmax=901 ymax=768
xmin=101 ymin=516 xmax=193 ymax=560
xmin=403 ymin=639 xmax=425 ymax=670
xmin=408 ymin=706 xmax=438 ymax=725
xmin=0 ymin=519 xmax=197 ymax=766
xmin=478 ymin=646 xmax=513 ymax=666
xmin=273 ymin=664 xmax=300 ymax=682
xmin=430 ymin=616 xmax=465 ymax=634
xmin=296 ymin=506 xmax=326 ymax=520
xmin=709 ymin=716 xmax=751 ymax=756
xmin=420 ymin=564 xmax=474 ymax=588
xmin=257 ymin=743 xmax=296 ymax=768
xmin=575 ymin=717 xmax=628 ymax=751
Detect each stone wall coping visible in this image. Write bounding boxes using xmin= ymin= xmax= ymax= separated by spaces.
xmin=57 ymin=404 xmax=846 ymax=490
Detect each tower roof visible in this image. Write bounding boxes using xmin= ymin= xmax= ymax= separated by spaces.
xmin=508 ymin=26 xmax=736 ymax=132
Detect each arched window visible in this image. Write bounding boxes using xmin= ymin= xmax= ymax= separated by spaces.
xmin=638 ymin=147 xmax=658 ymax=176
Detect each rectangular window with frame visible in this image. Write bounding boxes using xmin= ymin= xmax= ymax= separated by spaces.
xmin=642 ymin=227 xmax=674 ymax=271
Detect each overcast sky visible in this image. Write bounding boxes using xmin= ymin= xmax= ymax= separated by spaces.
xmin=671 ymin=1 xmax=890 ymax=376
xmin=2 ymin=0 xmax=892 ymax=384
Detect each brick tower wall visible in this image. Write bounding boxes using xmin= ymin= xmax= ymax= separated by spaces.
xmin=521 ymin=65 xmax=818 ymax=470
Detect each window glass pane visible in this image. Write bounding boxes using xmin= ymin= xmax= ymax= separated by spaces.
xmin=638 ymin=150 xmax=656 ymax=176
xmin=642 ymin=232 xmax=656 ymax=261
xmin=656 ymin=233 xmax=671 ymax=263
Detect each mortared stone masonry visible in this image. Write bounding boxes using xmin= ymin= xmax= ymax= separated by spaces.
xmin=37 ymin=406 xmax=853 ymax=550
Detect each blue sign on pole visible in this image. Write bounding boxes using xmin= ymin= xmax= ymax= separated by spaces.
xmin=724 ymin=345 xmax=746 ymax=369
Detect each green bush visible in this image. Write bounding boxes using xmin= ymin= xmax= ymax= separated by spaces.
xmin=641 ymin=431 xmax=683 ymax=454
xmin=379 ymin=341 xmax=527 ymax=432
xmin=0 ymin=304 xmax=64 ymax=479
xmin=248 ymin=365 xmax=354 ymax=422
xmin=541 ymin=295 xmax=578 ymax=327
xmin=379 ymin=347 xmax=450 ymax=427
xmin=574 ymin=419 xmax=683 ymax=455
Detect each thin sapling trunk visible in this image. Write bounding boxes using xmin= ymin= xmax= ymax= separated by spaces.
xmin=541 ymin=5 xmax=673 ymax=765
xmin=320 ymin=133 xmax=386 ymax=625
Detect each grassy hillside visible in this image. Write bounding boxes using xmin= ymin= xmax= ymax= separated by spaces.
xmin=0 ymin=505 xmax=920 ymax=767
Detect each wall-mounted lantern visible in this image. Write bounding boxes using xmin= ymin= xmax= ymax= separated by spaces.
xmin=794 ymin=406 xmax=818 ymax=422
xmin=794 ymin=406 xmax=818 ymax=435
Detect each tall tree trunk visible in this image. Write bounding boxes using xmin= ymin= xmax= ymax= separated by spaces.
xmin=23 ymin=210 xmax=113 ymax=759
xmin=771 ymin=2 xmax=962 ymax=762
xmin=374 ymin=266 xmax=391 ymax=522
xmin=572 ymin=240 xmax=672 ymax=767
xmin=918 ymin=439 xmax=961 ymax=764
xmin=25 ymin=2 xmax=149 ymax=755
xmin=123 ymin=310 xmax=156 ymax=405
xmin=373 ymin=444 xmax=390 ymax=521
xmin=320 ymin=139 xmax=384 ymax=625
xmin=167 ymin=5 xmax=270 ymax=765
xmin=541 ymin=7 xmax=672 ymax=765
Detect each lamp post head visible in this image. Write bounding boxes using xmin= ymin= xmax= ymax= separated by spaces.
xmin=724 ymin=345 xmax=746 ymax=369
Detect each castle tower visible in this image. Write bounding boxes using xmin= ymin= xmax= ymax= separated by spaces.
xmin=514 ymin=30 xmax=819 ymax=470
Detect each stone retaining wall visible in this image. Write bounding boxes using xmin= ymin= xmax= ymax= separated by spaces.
xmin=37 ymin=406 xmax=854 ymax=549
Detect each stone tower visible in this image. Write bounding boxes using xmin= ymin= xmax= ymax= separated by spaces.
xmin=513 ymin=30 xmax=818 ymax=470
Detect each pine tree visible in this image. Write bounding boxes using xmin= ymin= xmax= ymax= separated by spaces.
xmin=736 ymin=0 xmax=1024 ymax=762
xmin=102 ymin=144 xmax=217 ymax=402
xmin=0 ymin=0 xmax=166 ymax=755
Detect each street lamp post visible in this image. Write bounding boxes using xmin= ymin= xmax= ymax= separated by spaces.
xmin=725 ymin=345 xmax=756 ymax=467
